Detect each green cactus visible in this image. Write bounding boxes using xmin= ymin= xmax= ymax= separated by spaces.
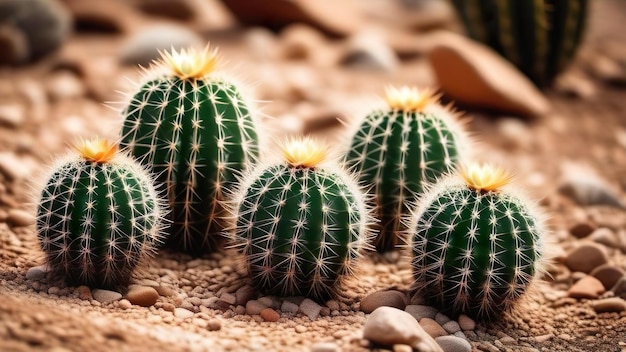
xmin=410 ymin=164 xmax=545 ymax=319
xmin=232 ymin=138 xmax=373 ymax=300
xmin=120 ymin=46 xmax=259 ymax=254
xmin=449 ymin=0 xmax=588 ymax=86
xmin=344 ymin=86 xmax=467 ymax=253
xmin=36 ymin=139 xmax=165 ymax=289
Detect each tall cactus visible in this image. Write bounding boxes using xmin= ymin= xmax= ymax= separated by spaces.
xmin=36 ymin=139 xmax=165 ymax=289
xmin=450 ymin=0 xmax=588 ymax=86
xmin=344 ymin=86 xmax=467 ymax=253
xmin=231 ymin=138 xmax=374 ymax=300
xmin=409 ymin=164 xmax=545 ymax=319
xmin=120 ymin=46 xmax=259 ymax=254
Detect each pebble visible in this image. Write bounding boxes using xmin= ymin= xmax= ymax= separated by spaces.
xmin=590 ymin=264 xmax=625 ymax=290
xmin=325 ymin=300 xmax=340 ymax=311
xmin=564 ymin=243 xmax=608 ymax=273
xmin=174 ymin=308 xmax=194 ymax=320
xmin=361 ymin=290 xmax=407 ymax=313
xmin=457 ymin=314 xmax=475 ymax=331
xmin=590 ymin=227 xmax=621 ymax=248
xmin=558 ymin=164 xmax=626 ymax=209
xmin=569 ymin=222 xmax=596 ymax=239
xmin=119 ymin=24 xmax=203 ymax=66
xmin=393 ymin=344 xmax=413 ymax=352
xmin=281 ymin=300 xmax=299 ymax=314
xmin=362 ymin=307 xmax=442 ymax=351
xmin=219 ymin=292 xmax=237 ymax=305
xmin=6 ymin=209 xmax=35 ymax=227
xmin=442 ymin=320 xmax=461 ymax=334
xmin=434 ymin=336 xmax=472 ymax=352
xmin=427 ymin=31 xmax=550 ymax=117
xmin=118 ymin=299 xmax=132 ymax=310
xmin=207 ymin=319 xmax=222 ymax=331
xmin=295 ymin=325 xmax=307 ymax=333
xmin=280 ymin=24 xmax=327 ymax=61
xmin=92 ymin=289 xmax=122 ymax=304
xmin=419 ymin=318 xmax=448 ymax=338
xmin=25 ymin=265 xmax=47 ymax=281
xmin=612 ymin=277 xmax=626 ymax=298
xmin=48 ymin=286 xmax=60 ymax=295
xmin=246 ymin=300 xmax=267 ymax=315
xmin=341 ymin=30 xmax=399 ymax=72
xmin=434 ymin=313 xmax=451 ymax=325
xmin=260 ymin=308 xmax=280 ymax=322
xmin=567 ymin=276 xmax=606 ymax=299
xmin=405 ymin=305 xmax=439 ymax=321
xmin=310 ymin=342 xmax=339 ymax=352
xmin=0 ymin=103 xmax=25 ymax=128
xmin=499 ymin=336 xmax=517 ymax=345
xmin=235 ymin=285 xmax=256 ymax=306
xmin=591 ymin=297 xmax=626 ymax=313
xmin=155 ymin=285 xmax=175 ymax=297
xmin=126 ymin=286 xmax=159 ymax=307
xmin=299 ymin=298 xmax=322 ymax=320
xmin=75 ymin=286 xmax=92 ymax=301
xmin=534 ymin=333 xmax=554 ymax=343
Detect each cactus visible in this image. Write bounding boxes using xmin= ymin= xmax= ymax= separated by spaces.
xmin=120 ymin=46 xmax=260 ymax=254
xmin=36 ymin=139 xmax=166 ymax=289
xmin=231 ymin=138 xmax=374 ymax=300
xmin=0 ymin=0 xmax=71 ymax=64
xmin=409 ymin=164 xmax=545 ymax=319
xmin=449 ymin=0 xmax=588 ymax=86
xmin=344 ymin=86 xmax=467 ymax=253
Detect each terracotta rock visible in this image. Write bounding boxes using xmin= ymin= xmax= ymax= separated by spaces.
xmin=419 ymin=318 xmax=447 ymax=338
xmin=564 ymin=243 xmax=608 ymax=274
xmin=126 ymin=286 xmax=159 ymax=307
xmin=260 ymin=308 xmax=280 ymax=322
xmin=360 ymin=290 xmax=407 ymax=313
xmin=567 ymin=276 xmax=605 ymax=299
xmin=590 ymin=264 xmax=625 ymax=290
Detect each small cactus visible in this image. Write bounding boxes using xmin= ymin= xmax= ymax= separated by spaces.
xmin=449 ymin=0 xmax=588 ymax=86
xmin=409 ymin=164 xmax=545 ymax=319
xmin=36 ymin=139 xmax=166 ymax=289
xmin=344 ymin=86 xmax=467 ymax=253
xmin=120 ymin=46 xmax=260 ymax=254
xmin=231 ymin=138 xmax=374 ymax=300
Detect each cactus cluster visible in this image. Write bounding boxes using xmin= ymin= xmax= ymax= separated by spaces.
xmin=120 ymin=46 xmax=260 ymax=254
xmin=232 ymin=138 xmax=373 ymax=300
xmin=36 ymin=139 xmax=165 ymax=289
xmin=409 ymin=164 xmax=545 ymax=319
xmin=344 ymin=86 xmax=467 ymax=253
xmin=450 ymin=0 xmax=588 ymax=86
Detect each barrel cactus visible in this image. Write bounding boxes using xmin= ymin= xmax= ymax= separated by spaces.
xmin=232 ymin=138 xmax=374 ymax=300
xmin=344 ymin=86 xmax=467 ymax=253
xmin=120 ymin=46 xmax=260 ymax=254
xmin=410 ymin=164 xmax=545 ymax=319
xmin=449 ymin=0 xmax=588 ymax=86
xmin=36 ymin=139 xmax=166 ymax=289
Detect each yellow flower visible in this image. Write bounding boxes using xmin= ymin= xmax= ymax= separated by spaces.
xmin=462 ymin=164 xmax=512 ymax=192
xmin=281 ymin=137 xmax=326 ymax=168
xmin=76 ymin=138 xmax=117 ymax=163
xmin=384 ymin=85 xmax=439 ymax=112
xmin=156 ymin=45 xmax=218 ymax=80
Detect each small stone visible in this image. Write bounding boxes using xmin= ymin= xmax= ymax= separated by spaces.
xmin=118 ymin=299 xmax=132 ymax=309
xmin=280 ymin=24 xmax=327 ymax=61
xmin=174 ymin=308 xmax=194 ymax=319
xmin=295 ymin=325 xmax=307 ymax=333
xmin=0 ymin=103 xmax=25 ymax=128
xmin=126 ymin=286 xmax=159 ymax=307
xmin=434 ymin=313 xmax=451 ymax=325
xmin=219 ymin=292 xmax=237 ymax=305
xmin=405 ymin=305 xmax=439 ymax=321
xmin=590 ymin=264 xmax=626 ymax=290
xmin=92 ymin=289 xmax=122 ymax=304
xmin=119 ymin=24 xmax=203 ymax=66
xmin=393 ymin=344 xmax=413 ymax=352
xmin=235 ymin=285 xmax=256 ymax=305
xmin=363 ymin=307 xmax=442 ymax=351
xmin=257 ymin=296 xmax=278 ymax=309
xmin=612 ymin=277 xmax=626 ymax=298
xmin=6 ymin=209 xmax=35 ymax=227
xmin=155 ymin=285 xmax=175 ymax=297
xmin=207 ymin=319 xmax=222 ymax=331
xmin=310 ymin=342 xmax=338 ymax=352
xmin=442 ymin=320 xmax=461 ymax=334
xmin=281 ymin=300 xmax=299 ymax=314
xmin=589 ymin=228 xmax=620 ymax=248
xmin=75 ymin=285 xmax=92 ymax=301
xmin=25 ymin=265 xmax=47 ymax=281
xmin=559 ymin=163 xmax=626 ymax=209
xmin=48 ymin=286 xmax=60 ymax=295
xmin=326 ymin=300 xmax=340 ymax=311
xmin=499 ymin=336 xmax=516 ymax=345
xmin=361 ymin=290 xmax=407 ymax=313
xmin=569 ymin=222 xmax=596 ymax=239
xmin=457 ymin=314 xmax=475 ymax=331
xmin=260 ymin=308 xmax=280 ymax=322
xmin=300 ymin=298 xmax=322 ymax=320
xmin=419 ymin=318 xmax=448 ymax=338
xmin=341 ymin=30 xmax=399 ymax=72
xmin=565 ymin=243 xmax=608 ymax=273
xmin=434 ymin=336 xmax=472 ymax=352
xmin=46 ymin=71 xmax=85 ymax=100
xmin=567 ymin=276 xmax=606 ymax=299
xmin=591 ymin=297 xmax=626 ymax=313
xmin=534 ymin=333 xmax=554 ymax=343
xmin=246 ymin=300 xmax=267 ymax=315
xmin=0 ymin=152 xmax=35 ymax=181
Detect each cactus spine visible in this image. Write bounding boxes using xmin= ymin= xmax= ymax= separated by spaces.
xmin=410 ymin=164 xmax=545 ymax=319
xmin=36 ymin=139 xmax=165 ymax=289
xmin=120 ymin=46 xmax=259 ymax=254
xmin=344 ymin=86 xmax=466 ymax=253
xmin=232 ymin=138 xmax=373 ymax=300
xmin=450 ymin=0 xmax=588 ymax=86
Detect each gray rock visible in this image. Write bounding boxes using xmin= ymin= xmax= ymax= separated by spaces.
xmin=341 ymin=30 xmax=399 ymax=72
xmin=281 ymin=300 xmax=299 ymax=314
xmin=92 ymin=289 xmax=122 ymax=304
xmin=363 ymin=307 xmax=442 ymax=351
xmin=25 ymin=265 xmax=47 ymax=281
xmin=299 ymin=298 xmax=322 ymax=320
xmin=442 ymin=320 xmax=461 ymax=334
xmin=559 ymin=163 xmax=626 ymax=209
xmin=361 ymin=290 xmax=407 ymax=313
xmin=434 ymin=312 xmax=451 ymax=325
xmin=235 ymin=285 xmax=256 ymax=305
xmin=435 ymin=336 xmax=472 ymax=352
xmin=119 ymin=24 xmax=203 ymax=66
xmin=245 ymin=300 xmax=267 ymax=315
xmin=405 ymin=305 xmax=439 ymax=321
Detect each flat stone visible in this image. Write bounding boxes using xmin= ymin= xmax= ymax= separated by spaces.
xmin=361 ymin=290 xmax=407 ymax=313
xmin=245 ymin=300 xmax=267 ymax=315
xmin=591 ymin=297 xmax=626 ymax=313
xmin=435 ymin=336 xmax=472 ymax=352
xmin=310 ymin=342 xmax=339 ymax=352
xmin=569 ymin=222 xmax=596 ymax=239
xmin=92 ymin=289 xmax=122 ymax=304
xmin=564 ymin=243 xmax=608 ymax=274
xmin=590 ymin=264 xmax=625 ymax=290
xmin=219 ymin=292 xmax=237 ymax=305
xmin=25 ymin=265 xmax=47 ymax=281
xmin=6 ymin=209 xmax=35 ymax=227
xmin=300 ymin=298 xmax=322 ymax=320
xmin=126 ymin=286 xmax=159 ymax=307
xmin=363 ymin=307 xmax=442 ymax=351
xmin=405 ymin=305 xmax=439 ymax=321
xmin=174 ymin=308 xmax=194 ymax=319
xmin=442 ymin=320 xmax=461 ymax=334
xmin=567 ymin=276 xmax=606 ymax=299
xmin=558 ymin=163 xmax=626 ymax=209
xmin=281 ymin=300 xmax=299 ymax=314
xmin=419 ymin=318 xmax=448 ymax=338
xmin=260 ymin=308 xmax=280 ymax=322
xmin=457 ymin=314 xmax=475 ymax=331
